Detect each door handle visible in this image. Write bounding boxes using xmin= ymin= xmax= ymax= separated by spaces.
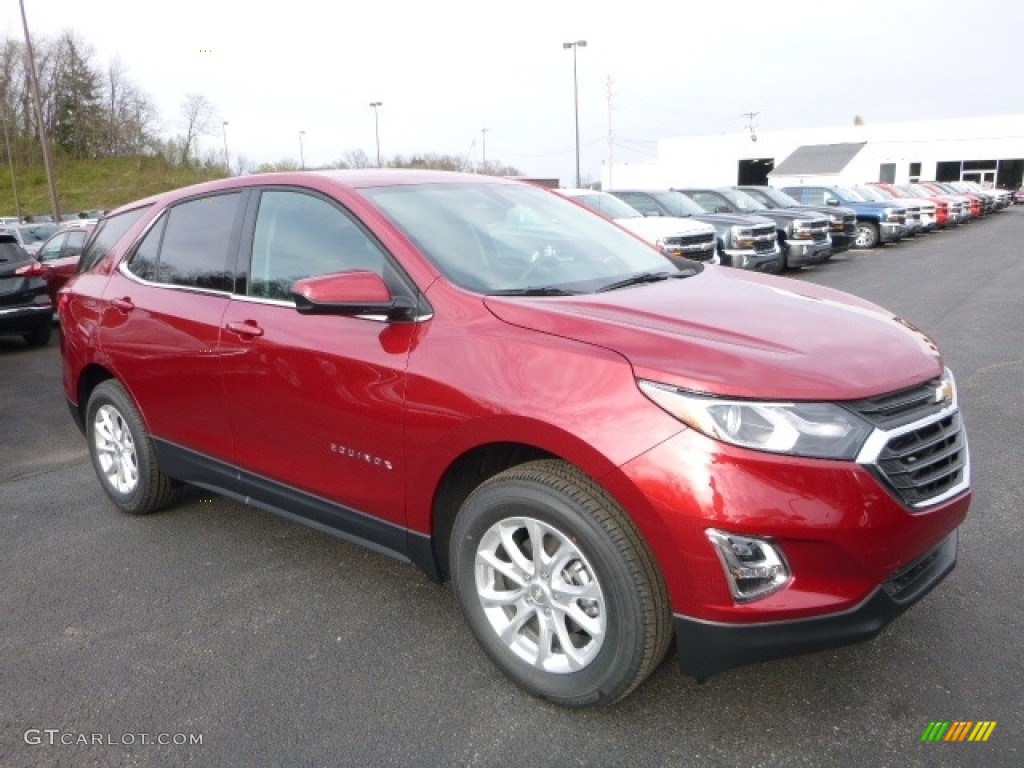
xmin=112 ymin=297 xmax=134 ymax=312
xmin=226 ymin=320 xmax=264 ymax=338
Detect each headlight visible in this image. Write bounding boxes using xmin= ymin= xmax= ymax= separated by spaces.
xmin=637 ymin=380 xmax=873 ymax=460
xmin=730 ymin=225 xmax=752 ymax=249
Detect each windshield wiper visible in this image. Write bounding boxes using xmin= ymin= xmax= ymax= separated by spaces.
xmin=596 ymin=270 xmax=694 ymax=293
xmin=486 ymin=286 xmax=580 ymax=296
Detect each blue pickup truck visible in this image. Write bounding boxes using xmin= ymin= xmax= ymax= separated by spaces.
xmin=778 ymin=185 xmax=907 ymax=249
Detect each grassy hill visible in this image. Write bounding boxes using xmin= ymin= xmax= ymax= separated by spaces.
xmin=1 ymin=156 xmax=228 ymax=218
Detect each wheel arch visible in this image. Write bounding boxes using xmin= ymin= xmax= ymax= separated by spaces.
xmin=70 ymin=363 xmax=117 ymax=433
xmin=428 ymin=441 xmax=559 ymax=581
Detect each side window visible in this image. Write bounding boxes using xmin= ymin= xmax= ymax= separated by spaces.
xmin=155 ymin=194 xmax=241 ymax=290
xmin=248 ymin=190 xmax=386 ymax=300
xmin=618 ymin=193 xmax=657 ymax=215
xmin=64 ymin=230 xmax=90 ymax=254
xmin=38 ymin=234 xmax=67 ymax=262
xmin=127 ymin=216 xmax=166 ymax=282
xmin=801 ymin=188 xmax=827 ymax=206
xmin=78 ymin=206 xmax=151 ymax=272
xmin=689 ymin=191 xmax=726 ymax=212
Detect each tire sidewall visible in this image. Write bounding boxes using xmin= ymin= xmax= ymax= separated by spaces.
xmin=451 ymin=474 xmax=648 ymax=706
xmin=855 ymin=221 xmax=879 ymax=248
xmin=85 ymin=381 xmax=155 ymax=514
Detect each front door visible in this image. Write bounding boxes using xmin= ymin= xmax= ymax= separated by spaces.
xmin=220 ymin=188 xmax=417 ymax=529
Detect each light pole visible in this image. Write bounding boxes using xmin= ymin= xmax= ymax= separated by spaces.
xmin=298 ymin=130 xmax=305 ymax=170
xmin=481 ymin=127 xmax=488 ymax=170
xmin=221 ymin=121 xmax=230 ymax=174
xmin=369 ymin=102 xmax=382 ymax=166
xmin=562 ymin=39 xmax=587 ymax=188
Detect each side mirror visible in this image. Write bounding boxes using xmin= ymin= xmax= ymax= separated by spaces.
xmin=291 ymin=270 xmax=416 ymax=320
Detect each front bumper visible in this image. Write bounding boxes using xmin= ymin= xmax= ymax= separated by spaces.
xmin=786 ymin=238 xmax=832 ymax=267
xmin=0 ymin=303 xmax=54 ymax=333
xmin=673 ymin=530 xmax=958 ymax=678
xmin=721 ymin=244 xmax=782 ymax=272
xmin=609 ymin=398 xmax=970 ymax=680
xmin=880 ymin=222 xmax=905 ymax=242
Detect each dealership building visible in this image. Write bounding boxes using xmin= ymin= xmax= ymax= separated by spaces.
xmin=602 ymin=114 xmax=1024 ymax=192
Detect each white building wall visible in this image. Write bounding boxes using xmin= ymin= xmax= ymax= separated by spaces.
xmin=603 ymin=115 xmax=1024 ymax=190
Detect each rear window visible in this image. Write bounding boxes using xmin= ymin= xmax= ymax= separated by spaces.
xmin=78 ymin=206 xmax=152 ymax=272
xmin=0 ymin=236 xmax=29 ymax=264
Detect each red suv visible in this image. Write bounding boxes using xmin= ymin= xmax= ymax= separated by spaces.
xmin=59 ymin=171 xmax=971 ymax=707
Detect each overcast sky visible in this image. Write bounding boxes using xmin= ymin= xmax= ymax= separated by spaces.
xmin=5 ymin=0 xmax=1023 ymax=184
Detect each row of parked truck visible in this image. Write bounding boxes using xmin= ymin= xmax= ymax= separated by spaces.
xmin=557 ymin=180 xmax=1013 ymax=273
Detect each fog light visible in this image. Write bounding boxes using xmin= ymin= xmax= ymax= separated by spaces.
xmin=707 ymin=529 xmax=791 ymax=602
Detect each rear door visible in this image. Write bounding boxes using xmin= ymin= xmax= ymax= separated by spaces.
xmin=98 ymin=191 xmax=245 ymax=465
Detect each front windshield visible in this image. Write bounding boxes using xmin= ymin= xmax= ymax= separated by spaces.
xmin=746 ymin=187 xmax=800 ymax=208
xmin=567 ymin=192 xmax=643 ymax=220
xmin=851 ymin=185 xmax=884 ymax=201
xmin=719 ymin=189 xmax=767 ymax=212
xmin=19 ymin=223 xmax=59 ymax=243
xmin=649 ymin=191 xmax=708 ymax=217
xmin=834 ymin=187 xmax=866 ymax=202
xmin=362 ymin=182 xmax=679 ymax=294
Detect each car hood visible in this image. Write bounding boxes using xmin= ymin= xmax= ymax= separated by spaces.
xmin=690 ymin=212 xmax=775 ymax=227
xmin=616 ymin=216 xmax=715 ymax=239
xmin=845 ymin=201 xmax=904 ymax=213
xmin=483 ymin=268 xmax=941 ymax=401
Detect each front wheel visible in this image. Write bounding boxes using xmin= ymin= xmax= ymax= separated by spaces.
xmin=450 ymin=460 xmax=672 ymax=707
xmin=85 ymin=380 xmax=178 ymax=515
xmin=854 ymin=221 xmax=880 ymax=249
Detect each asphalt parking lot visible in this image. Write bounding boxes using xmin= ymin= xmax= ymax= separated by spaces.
xmin=2 ymin=209 xmax=1022 ymax=768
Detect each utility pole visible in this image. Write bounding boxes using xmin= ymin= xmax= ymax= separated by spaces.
xmin=481 ymin=128 xmax=488 ymax=170
xmin=606 ymin=76 xmax=615 ymax=189
xmin=741 ymin=111 xmax=760 ymax=142
xmin=19 ymin=0 xmax=60 ymax=221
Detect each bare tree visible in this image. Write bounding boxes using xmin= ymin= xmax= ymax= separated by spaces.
xmin=179 ymin=93 xmax=215 ymax=167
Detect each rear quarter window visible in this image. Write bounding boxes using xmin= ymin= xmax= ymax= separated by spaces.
xmin=78 ymin=206 xmax=152 ymax=272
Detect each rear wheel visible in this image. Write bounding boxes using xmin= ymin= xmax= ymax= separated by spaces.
xmin=23 ymin=321 xmax=51 ymax=347
xmin=450 ymin=459 xmax=672 ymax=707
xmin=86 ymin=380 xmax=178 ymax=515
xmin=854 ymin=221 xmax=880 ymax=249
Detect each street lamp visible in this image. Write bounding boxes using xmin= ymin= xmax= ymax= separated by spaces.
xmin=369 ymin=102 xmax=382 ymax=166
xmin=298 ymin=130 xmax=306 ymax=170
xmin=221 ymin=121 xmax=230 ymax=174
xmin=562 ymin=39 xmax=587 ymax=188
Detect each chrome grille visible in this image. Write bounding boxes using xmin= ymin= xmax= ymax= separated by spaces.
xmin=847 ymin=377 xmax=944 ymax=429
xmin=875 ymin=412 xmax=967 ymax=507
xmin=849 ymin=377 xmax=969 ymax=508
xmin=664 ymin=233 xmax=715 ymax=249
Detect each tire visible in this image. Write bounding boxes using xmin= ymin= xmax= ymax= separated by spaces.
xmin=450 ymin=459 xmax=672 ymax=707
xmin=23 ymin=321 xmax=51 ymax=347
xmin=854 ymin=221 xmax=880 ymax=249
xmin=85 ymin=380 xmax=178 ymax=515
xmin=778 ymin=237 xmax=790 ymax=270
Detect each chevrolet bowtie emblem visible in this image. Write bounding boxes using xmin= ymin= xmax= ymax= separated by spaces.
xmin=934 ymin=379 xmax=954 ymax=405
